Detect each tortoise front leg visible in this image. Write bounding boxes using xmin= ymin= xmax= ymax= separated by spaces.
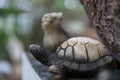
xmin=49 ymin=65 xmax=66 ymax=80
xmin=50 ymin=74 xmax=65 ymax=80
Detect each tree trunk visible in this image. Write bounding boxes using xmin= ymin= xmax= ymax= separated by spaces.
xmin=80 ymin=0 xmax=120 ymax=58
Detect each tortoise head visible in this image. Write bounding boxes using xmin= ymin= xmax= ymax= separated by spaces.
xmin=29 ymin=44 xmax=50 ymax=66
xmin=29 ymin=44 xmax=41 ymax=54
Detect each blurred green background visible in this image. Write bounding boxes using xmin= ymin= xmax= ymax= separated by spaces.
xmin=0 ymin=0 xmax=86 ymax=60
xmin=0 ymin=0 xmax=99 ymax=80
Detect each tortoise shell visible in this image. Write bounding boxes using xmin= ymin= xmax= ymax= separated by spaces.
xmin=56 ymin=37 xmax=112 ymax=71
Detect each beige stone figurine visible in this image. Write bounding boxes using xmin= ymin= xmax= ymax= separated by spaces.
xmin=42 ymin=12 xmax=69 ymax=52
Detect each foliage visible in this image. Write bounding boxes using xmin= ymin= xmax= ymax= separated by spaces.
xmin=0 ymin=8 xmax=24 ymax=16
xmin=0 ymin=0 xmax=86 ymax=60
xmin=0 ymin=8 xmax=23 ymax=60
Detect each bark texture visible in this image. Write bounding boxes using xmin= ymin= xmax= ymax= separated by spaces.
xmin=80 ymin=0 xmax=120 ymax=56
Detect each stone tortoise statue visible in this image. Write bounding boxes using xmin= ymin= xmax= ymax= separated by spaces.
xmin=29 ymin=37 xmax=115 ymax=80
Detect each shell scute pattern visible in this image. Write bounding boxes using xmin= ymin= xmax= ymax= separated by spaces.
xmin=70 ymin=62 xmax=80 ymax=70
xmin=63 ymin=61 xmax=72 ymax=68
xmin=74 ymin=43 xmax=87 ymax=63
xmin=57 ymin=39 xmax=77 ymax=61
xmin=57 ymin=49 xmax=65 ymax=59
xmin=86 ymin=43 xmax=100 ymax=62
xmin=57 ymin=37 xmax=110 ymax=62
xmin=63 ymin=61 xmax=79 ymax=71
xmin=65 ymin=46 xmax=74 ymax=61
xmin=61 ymin=41 xmax=68 ymax=49
xmin=56 ymin=37 xmax=112 ymax=71
xmin=67 ymin=38 xmax=78 ymax=46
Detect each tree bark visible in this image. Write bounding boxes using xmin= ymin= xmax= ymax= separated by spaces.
xmin=80 ymin=0 xmax=120 ymax=57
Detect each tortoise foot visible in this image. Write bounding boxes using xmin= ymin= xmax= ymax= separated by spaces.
xmin=49 ymin=65 xmax=61 ymax=74
xmin=50 ymin=74 xmax=65 ymax=80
